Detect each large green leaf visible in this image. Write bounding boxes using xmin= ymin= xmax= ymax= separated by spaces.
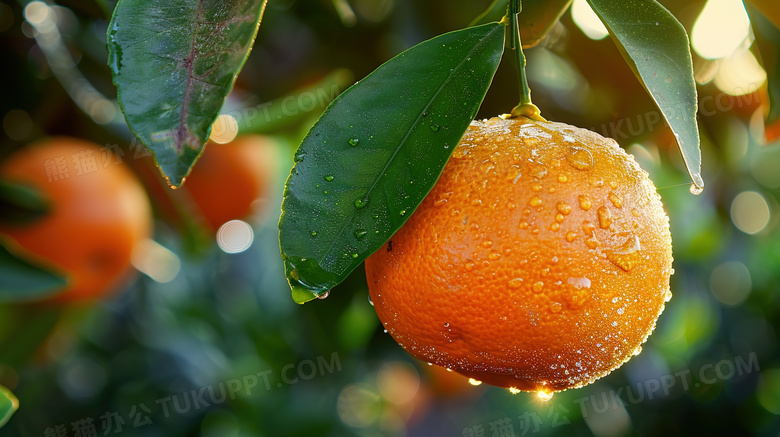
xmin=0 ymin=180 xmax=50 ymax=226
xmin=279 ymin=23 xmax=506 ymax=304
xmin=0 ymin=385 xmax=18 ymax=428
xmin=588 ymin=0 xmax=703 ymax=190
xmin=108 ymin=0 xmax=267 ymax=187
xmin=747 ymin=3 xmax=780 ymax=123
xmin=0 ymin=241 xmax=68 ymax=301
xmin=471 ymin=0 xmax=572 ymax=48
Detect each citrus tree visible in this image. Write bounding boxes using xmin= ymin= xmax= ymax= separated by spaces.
xmin=1 ymin=0 xmax=779 ymax=435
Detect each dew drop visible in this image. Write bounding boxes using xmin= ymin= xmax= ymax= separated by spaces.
xmin=690 ymin=183 xmax=704 ymax=195
xmin=293 ymin=150 xmax=306 ymax=162
xmin=633 ymin=346 xmax=643 ymax=356
xmin=399 ymin=210 xmax=407 ymax=216
xmin=354 ymin=198 xmax=368 ymax=209
xmin=316 ymin=290 xmax=330 ymax=300
xmin=550 ymin=223 xmax=560 ymax=232
xmin=565 ymin=232 xmax=577 ymax=242
xmin=578 ymin=195 xmax=592 ymax=211
xmin=556 ymin=202 xmax=572 ymax=215
xmin=529 ymin=196 xmax=543 ymax=207
xmin=354 ymin=230 xmax=368 ymax=239
xmin=664 ymin=290 xmax=672 ymax=302
xmin=555 ymin=214 xmax=565 ymax=223
xmin=566 ymin=147 xmax=594 ymax=171
xmin=508 ymin=278 xmax=523 ymax=289
xmin=605 ymin=233 xmax=642 ymax=272
xmin=550 ymin=302 xmax=563 ymax=313
xmin=482 ymin=240 xmax=493 ymax=248
xmin=310 ymin=231 xmax=318 ymax=237
xmin=468 ymin=379 xmax=483 ymax=386
xmin=531 ymin=183 xmax=543 ymax=192
xmin=488 ymin=253 xmax=502 ymax=260
xmin=431 ymin=124 xmax=440 ymax=132
xmin=532 ymin=282 xmax=544 ymax=293
xmin=585 ymin=236 xmax=599 ymax=249
xmin=348 ymin=138 xmax=360 ymax=146
xmin=368 ymin=295 xmax=374 ymax=306
xmin=464 ymin=262 xmax=475 ymax=271
xmin=444 ymin=322 xmax=450 ymax=328
xmin=597 ymin=206 xmax=612 ymax=229
xmin=537 ymin=390 xmax=554 ymax=401
xmin=558 ymin=174 xmax=568 ymax=183
xmin=609 ymin=192 xmax=623 ymax=208
xmin=324 ymin=175 xmax=334 ymax=182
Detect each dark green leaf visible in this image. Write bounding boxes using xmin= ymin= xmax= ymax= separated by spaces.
xmin=108 ymin=0 xmax=268 ymax=187
xmin=0 ymin=385 xmax=18 ymax=428
xmin=0 ymin=179 xmax=50 ymax=226
xmin=0 ymin=241 xmax=68 ymax=301
xmin=747 ymin=3 xmax=780 ymax=123
xmin=588 ymin=0 xmax=703 ymax=190
xmin=471 ymin=0 xmax=571 ymax=48
xmin=470 ymin=0 xmax=507 ymax=27
xmin=279 ymin=23 xmax=506 ymax=303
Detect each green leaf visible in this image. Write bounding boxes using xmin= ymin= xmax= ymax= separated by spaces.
xmin=279 ymin=23 xmax=506 ymax=303
xmin=108 ymin=0 xmax=268 ymax=187
xmin=587 ymin=0 xmax=703 ymax=190
xmin=0 ymin=385 xmax=18 ymax=428
xmin=0 ymin=179 xmax=50 ymax=226
xmin=746 ymin=3 xmax=780 ymax=123
xmin=471 ymin=0 xmax=571 ymax=49
xmin=470 ymin=0 xmax=508 ymax=27
xmin=0 ymin=241 xmax=68 ymax=301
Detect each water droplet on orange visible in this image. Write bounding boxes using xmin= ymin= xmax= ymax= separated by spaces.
xmin=556 ymin=202 xmax=572 ymax=215
xmin=550 ymin=302 xmax=563 ymax=313
xmin=532 ymin=281 xmax=544 ymax=293
xmin=578 ymin=195 xmax=592 ymax=211
xmin=565 ymin=147 xmax=594 ymax=171
xmin=597 ymin=206 xmax=612 ymax=229
xmin=609 ymin=192 xmax=623 ymax=208
xmin=558 ymin=174 xmax=568 ymax=183
xmin=529 ymin=196 xmax=542 ymax=207
xmin=508 ymin=278 xmax=523 ymax=289
xmin=565 ymin=232 xmax=577 ymax=242
xmin=550 ymin=223 xmax=560 ymax=231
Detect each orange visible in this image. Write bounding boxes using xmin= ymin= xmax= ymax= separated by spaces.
xmin=365 ymin=116 xmax=673 ymax=395
xmin=177 ymin=135 xmax=276 ymax=231
xmin=0 ymin=137 xmax=152 ymax=301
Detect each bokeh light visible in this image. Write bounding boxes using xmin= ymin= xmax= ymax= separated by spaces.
xmin=709 ymin=261 xmax=752 ymax=306
xmin=131 ymin=239 xmax=181 ymax=283
xmin=210 ymin=114 xmax=239 ymax=144
xmin=571 ymin=0 xmax=608 ymax=40
xmin=217 ymin=220 xmax=255 ymax=254
xmin=376 ymin=361 xmax=420 ymax=404
xmin=713 ymin=50 xmax=767 ymax=96
xmin=730 ymin=191 xmax=771 ymax=234
xmin=691 ymin=0 xmax=751 ymax=59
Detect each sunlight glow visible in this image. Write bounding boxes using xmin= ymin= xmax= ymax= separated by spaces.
xmin=692 ymin=0 xmax=751 ymax=59
xmin=571 ymin=0 xmax=608 ymax=40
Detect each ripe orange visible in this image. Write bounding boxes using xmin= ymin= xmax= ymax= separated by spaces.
xmin=0 ymin=137 xmax=152 ymax=301
xmin=177 ymin=135 xmax=276 ymax=231
xmin=365 ymin=116 xmax=673 ymax=395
